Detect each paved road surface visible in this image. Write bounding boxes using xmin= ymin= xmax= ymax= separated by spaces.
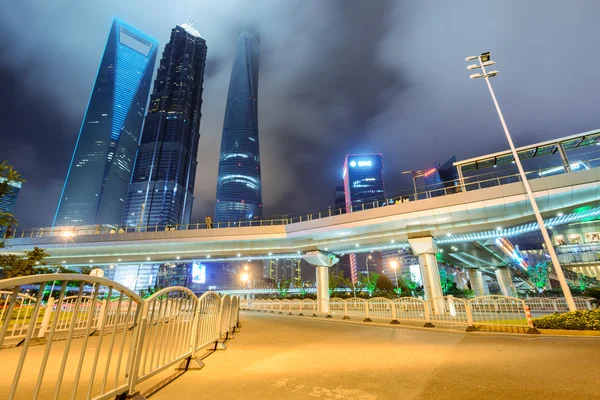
xmin=152 ymin=311 xmax=600 ymax=400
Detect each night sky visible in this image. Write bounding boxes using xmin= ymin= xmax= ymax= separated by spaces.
xmin=1 ymin=0 xmax=599 ymax=228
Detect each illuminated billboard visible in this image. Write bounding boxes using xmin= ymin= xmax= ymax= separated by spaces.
xmin=191 ymin=262 xmax=206 ymax=284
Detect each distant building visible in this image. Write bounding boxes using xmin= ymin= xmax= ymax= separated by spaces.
xmin=215 ymin=29 xmax=262 ymax=223
xmin=54 ymin=19 xmax=158 ymax=227
xmin=422 ymin=156 xmax=459 ymax=197
xmin=0 ymin=178 xmax=22 ymax=235
xmin=333 ymin=185 xmax=346 ymax=214
xmin=343 ymin=154 xmax=385 ymax=212
xmin=342 ymin=154 xmax=385 ymax=282
xmin=123 ymin=23 xmax=207 ymax=228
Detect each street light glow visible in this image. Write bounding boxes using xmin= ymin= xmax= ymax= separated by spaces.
xmin=390 ymin=260 xmax=398 ymax=269
xmin=241 ymin=272 xmax=249 ymax=282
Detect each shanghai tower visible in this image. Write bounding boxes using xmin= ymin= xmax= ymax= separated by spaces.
xmin=215 ymin=29 xmax=262 ymax=222
xmin=54 ymin=19 xmax=158 ymax=227
xmin=122 ymin=23 xmax=207 ymax=228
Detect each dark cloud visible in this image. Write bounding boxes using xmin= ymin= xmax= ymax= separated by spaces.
xmin=1 ymin=0 xmax=600 ymax=227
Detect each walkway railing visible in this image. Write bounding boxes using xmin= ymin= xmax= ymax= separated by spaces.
xmin=242 ymin=295 xmax=583 ymax=332
xmin=0 ymin=274 xmax=240 ymax=400
xmin=7 ymin=157 xmax=600 ymax=240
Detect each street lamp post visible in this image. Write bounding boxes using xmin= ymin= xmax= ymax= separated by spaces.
xmin=366 ymin=255 xmax=372 ymax=297
xmin=465 ymin=51 xmax=576 ymax=311
xmin=402 ymin=170 xmax=425 ymax=200
xmin=390 ymin=260 xmax=399 ymax=297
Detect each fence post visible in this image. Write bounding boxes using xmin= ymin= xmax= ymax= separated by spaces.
xmin=279 ymin=301 xmax=282 ymax=314
xmin=95 ymin=300 xmax=107 ymax=331
xmin=125 ymin=303 xmax=148 ymax=397
xmin=187 ymin=299 xmax=205 ymax=369
xmin=423 ymin=301 xmax=434 ymax=328
xmin=465 ymin=301 xmax=476 ymax=332
xmin=552 ymin=300 xmax=558 ymax=312
xmin=342 ymin=300 xmax=350 ymax=320
xmin=36 ymin=297 xmax=55 ymax=342
xmin=524 ymin=305 xmax=540 ymax=334
xmin=298 ymin=301 xmax=304 ymax=316
xmin=390 ymin=300 xmax=399 ymax=324
xmin=312 ymin=301 xmax=317 ymax=317
xmin=363 ymin=301 xmax=372 ymax=322
xmin=288 ymin=302 xmax=293 ymax=315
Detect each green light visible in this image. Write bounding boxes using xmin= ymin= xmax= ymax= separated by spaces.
xmin=572 ymin=205 xmax=593 ymax=214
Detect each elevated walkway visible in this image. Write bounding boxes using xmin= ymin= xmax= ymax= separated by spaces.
xmin=3 ymin=168 xmax=600 ymax=265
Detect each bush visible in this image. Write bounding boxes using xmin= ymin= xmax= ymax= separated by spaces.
xmin=533 ymin=310 xmax=600 ymax=330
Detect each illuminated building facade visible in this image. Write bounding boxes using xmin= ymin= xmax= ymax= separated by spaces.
xmin=123 ymin=24 xmax=207 ymax=227
xmin=54 ymin=19 xmax=158 ymax=227
xmin=422 ymin=156 xmax=459 ymax=197
xmin=342 ymin=154 xmax=385 ymax=282
xmin=0 ymin=178 xmax=22 ymax=235
xmin=215 ymin=29 xmax=262 ymax=222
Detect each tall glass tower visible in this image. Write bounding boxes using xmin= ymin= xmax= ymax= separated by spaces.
xmin=122 ymin=23 xmax=207 ymax=228
xmin=54 ymin=19 xmax=158 ymax=227
xmin=215 ymin=30 xmax=262 ymax=223
xmin=343 ymin=154 xmax=385 ymax=283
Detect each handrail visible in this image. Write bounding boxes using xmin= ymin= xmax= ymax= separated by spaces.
xmin=6 ymin=157 xmax=600 ymax=241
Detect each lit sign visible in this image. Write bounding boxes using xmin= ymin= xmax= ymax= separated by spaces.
xmin=423 ymin=168 xmax=437 ymax=177
xmin=349 ymin=160 xmax=372 ymax=167
xmin=191 ymin=262 xmax=206 ymax=284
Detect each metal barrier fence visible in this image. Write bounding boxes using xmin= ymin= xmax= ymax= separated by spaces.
xmin=245 ymin=295 xmax=540 ymax=331
xmin=0 ymin=274 xmax=240 ymax=400
xmin=524 ymin=297 xmax=594 ymax=313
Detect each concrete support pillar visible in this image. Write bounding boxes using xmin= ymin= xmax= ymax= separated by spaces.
xmin=467 ymin=269 xmax=485 ymax=297
xmin=316 ymin=266 xmax=330 ymax=313
xmin=495 ymin=267 xmax=514 ymax=297
xmin=408 ymin=237 xmax=444 ymax=314
xmin=302 ymin=251 xmax=339 ymax=314
xmin=417 ymin=253 xmax=443 ymax=301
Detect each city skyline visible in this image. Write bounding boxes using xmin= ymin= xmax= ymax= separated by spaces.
xmin=122 ymin=23 xmax=208 ymax=228
xmin=2 ymin=1 xmax=600 ymax=228
xmin=53 ymin=18 xmax=158 ymax=227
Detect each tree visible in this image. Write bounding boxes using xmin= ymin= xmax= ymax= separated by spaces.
xmin=439 ymin=269 xmax=455 ymax=295
xmin=527 ymin=262 xmax=550 ymax=292
xmin=375 ymin=274 xmax=394 ymax=292
xmin=329 ymin=271 xmax=351 ymax=295
xmin=277 ymin=278 xmax=291 ymax=297
xmin=359 ymin=272 xmax=379 ymax=296
xmin=79 ymin=266 xmax=93 ymax=275
xmin=0 ymin=247 xmax=50 ymax=278
xmin=578 ymin=273 xmax=596 ymax=292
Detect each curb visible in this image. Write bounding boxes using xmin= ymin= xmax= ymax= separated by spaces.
xmin=537 ymin=329 xmax=600 ymax=337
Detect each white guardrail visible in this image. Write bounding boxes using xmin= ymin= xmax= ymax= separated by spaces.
xmin=0 ymin=274 xmax=240 ymax=400
xmin=241 ymin=295 xmax=595 ymax=331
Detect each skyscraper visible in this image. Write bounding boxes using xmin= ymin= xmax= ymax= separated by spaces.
xmin=343 ymin=154 xmax=385 ymax=282
xmin=0 ymin=178 xmax=22 ymax=236
xmin=122 ymin=23 xmax=207 ymax=228
xmin=54 ymin=19 xmax=158 ymax=227
xmin=215 ymin=29 xmax=261 ymax=223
